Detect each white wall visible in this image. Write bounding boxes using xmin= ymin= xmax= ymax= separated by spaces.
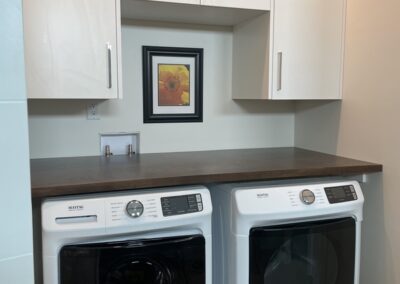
xmin=0 ymin=0 xmax=34 ymax=283
xmin=296 ymin=0 xmax=399 ymax=282
xmin=28 ymin=20 xmax=295 ymax=158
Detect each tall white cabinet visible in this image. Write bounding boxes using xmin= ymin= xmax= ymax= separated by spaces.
xmin=0 ymin=1 xmax=34 ymax=283
xmin=24 ymin=0 xmax=122 ymax=99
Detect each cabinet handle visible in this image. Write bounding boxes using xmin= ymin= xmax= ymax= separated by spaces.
xmin=107 ymin=43 xmax=112 ymax=89
xmin=277 ymin=52 xmax=283 ymax=91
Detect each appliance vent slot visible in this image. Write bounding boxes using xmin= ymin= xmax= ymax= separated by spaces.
xmin=55 ymin=215 xmax=98 ymax=224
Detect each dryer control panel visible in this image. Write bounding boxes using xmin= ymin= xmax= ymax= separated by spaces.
xmin=233 ymin=180 xmax=364 ymax=216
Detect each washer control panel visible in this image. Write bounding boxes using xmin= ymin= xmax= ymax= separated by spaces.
xmin=324 ymin=185 xmax=358 ymax=204
xmin=161 ymin=194 xmax=203 ymax=217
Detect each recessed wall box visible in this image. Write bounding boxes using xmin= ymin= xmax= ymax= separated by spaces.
xmin=99 ymin=132 xmax=140 ymax=156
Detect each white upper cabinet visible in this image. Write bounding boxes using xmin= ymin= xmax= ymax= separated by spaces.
xmin=232 ymin=0 xmax=346 ymax=100
xmin=271 ymin=0 xmax=346 ymax=100
xmin=24 ymin=0 xmax=122 ymax=99
xmin=201 ymin=0 xmax=270 ymax=10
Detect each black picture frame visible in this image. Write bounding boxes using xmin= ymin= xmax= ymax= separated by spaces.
xmin=142 ymin=46 xmax=203 ymax=123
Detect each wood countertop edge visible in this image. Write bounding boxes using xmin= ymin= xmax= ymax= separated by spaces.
xmin=31 ymin=164 xmax=383 ymax=199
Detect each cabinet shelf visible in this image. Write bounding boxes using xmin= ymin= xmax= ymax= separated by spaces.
xmin=121 ymin=0 xmax=267 ymax=26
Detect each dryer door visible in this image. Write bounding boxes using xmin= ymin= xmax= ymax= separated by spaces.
xmin=249 ymin=217 xmax=356 ymax=284
xmin=59 ymin=235 xmax=205 ymax=284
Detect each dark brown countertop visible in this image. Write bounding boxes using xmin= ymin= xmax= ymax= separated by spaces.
xmin=30 ymin=147 xmax=382 ymax=198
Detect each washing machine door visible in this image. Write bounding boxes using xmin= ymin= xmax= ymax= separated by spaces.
xmin=59 ymin=235 xmax=205 ymax=284
xmin=249 ymin=217 xmax=356 ymax=284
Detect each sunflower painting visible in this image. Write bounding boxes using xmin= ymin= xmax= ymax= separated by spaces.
xmin=158 ymin=64 xmax=190 ymax=106
xmin=143 ymin=46 xmax=203 ymax=123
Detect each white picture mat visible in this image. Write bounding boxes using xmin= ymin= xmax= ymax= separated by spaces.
xmin=152 ymin=56 xmax=196 ymax=115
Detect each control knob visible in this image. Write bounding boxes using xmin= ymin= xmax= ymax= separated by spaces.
xmin=299 ymin=189 xmax=316 ymax=205
xmin=126 ymin=200 xmax=144 ymax=218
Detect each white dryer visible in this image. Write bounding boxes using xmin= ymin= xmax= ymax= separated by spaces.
xmin=211 ymin=180 xmax=364 ymax=284
xmin=42 ymin=185 xmax=212 ymax=284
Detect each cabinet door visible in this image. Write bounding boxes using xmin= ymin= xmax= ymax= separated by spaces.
xmin=201 ymin=0 xmax=270 ymax=10
xmin=146 ymin=0 xmax=200 ymax=4
xmin=271 ymin=0 xmax=346 ymax=100
xmin=24 ymin=0 xmax=119 ymax=99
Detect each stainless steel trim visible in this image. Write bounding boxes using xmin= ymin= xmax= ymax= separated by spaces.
xmin=277 ymin=52 xmax=283 ymax=91
xmin=107 ymin=43 xmax=112 ymax=89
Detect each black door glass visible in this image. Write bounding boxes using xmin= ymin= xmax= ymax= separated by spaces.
xmin=104 ymin=257 xmax=172 ymax=283
xmin=59 ymin=235 xmax=205 ymax=284
xmin=249 ymin=218 xmax=356 ymax=284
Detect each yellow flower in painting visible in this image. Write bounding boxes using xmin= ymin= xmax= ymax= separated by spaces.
xmin=181 ymin=91 xmax=190 ymax=105
xmin=158 ymin=64 xmax=190 ymax=106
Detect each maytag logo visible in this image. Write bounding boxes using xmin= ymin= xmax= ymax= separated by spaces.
xmin=256 ymin=193 xmax=269 ymax=199
xmin=68 ymin=205 xmax=84 ymax=211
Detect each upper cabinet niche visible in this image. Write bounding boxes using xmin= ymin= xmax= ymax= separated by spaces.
xmin=232 ymin=0 xmax=346 ymax=100
xmin=24 ymin=0 xmax=122 ymax=99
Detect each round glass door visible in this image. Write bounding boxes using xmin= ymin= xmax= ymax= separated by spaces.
xmin=249 ymin=218 xmax=356 ymax=284
xmin=59 ymin=235 xmax=205 ymax=284
xmin=263 ymin=234 xmax=338 ymax=284
xmin=105 ymin=258 xmax=172 ymax=284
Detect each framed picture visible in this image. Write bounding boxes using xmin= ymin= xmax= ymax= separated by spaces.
xmin=142 ymin=46 xmax=203 ymax=123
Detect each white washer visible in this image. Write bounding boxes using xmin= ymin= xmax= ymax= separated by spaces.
xmin=211 ymin=180 xmax=364 ymax=284
xmin=42 ymin=185 xmax=212 ymax=284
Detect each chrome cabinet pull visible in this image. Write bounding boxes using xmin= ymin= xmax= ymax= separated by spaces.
xmin=277 ymin=52 xmax=283 ymax=91
xmin=107 ymin=43 xmax=112 ymax=89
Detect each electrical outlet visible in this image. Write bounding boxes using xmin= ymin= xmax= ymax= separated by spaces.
xmin=87 ymin=104 xmax=100 ymax=120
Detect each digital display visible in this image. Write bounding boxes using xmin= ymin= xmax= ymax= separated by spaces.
xmin=329 ymin=187 xmax=347 ymax=199
xmin=165 ymin=196 xmax=190 ymax=212
xmin=324 ymin=185 xmax=357 ymax=204
xmin=161 ymin=194 xmax=203 ymax=216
